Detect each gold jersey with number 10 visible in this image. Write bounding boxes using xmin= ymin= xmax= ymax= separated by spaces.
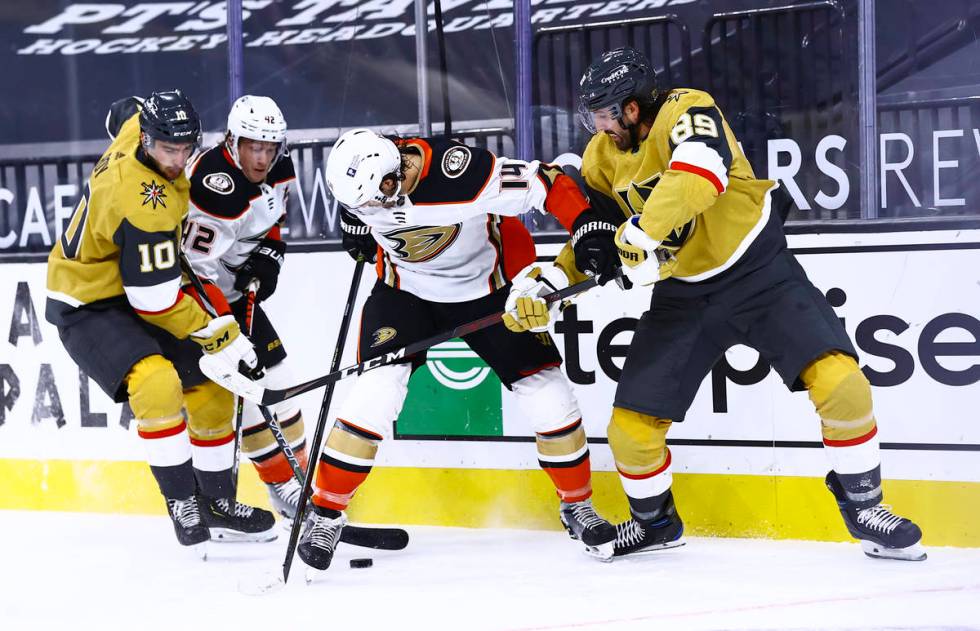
xmin=562 ymin=88 xmax=782 ymax=289
xmin=46 ymin=113 xmax=209 ymax=338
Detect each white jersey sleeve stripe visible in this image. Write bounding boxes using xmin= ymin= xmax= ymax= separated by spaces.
xmin=125 ymin=276 xmax=182 ymax=313
xmin=669 ymin=141 xmax=730 ymax=193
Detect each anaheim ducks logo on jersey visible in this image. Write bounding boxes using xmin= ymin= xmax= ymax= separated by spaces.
xmin=141 ymin=180 xmax=168 ymax=209
xmin=371 ymin=327 xmax=397 ymax=347
xmin=382 ymin=224 xmax=461 ymax=263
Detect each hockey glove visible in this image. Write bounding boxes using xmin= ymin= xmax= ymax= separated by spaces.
xmin=235 ymin=237 xmax=285 ymax=302
xmin=615 ymin=216 xmax=671 ymax=286
xmin=570 ymin=211 xmax=619 ymax=285
xmin=194 ymin=315 xmax=264 ymax=398
xmin=341 ymin=207 xmax=377 ymax=263
xmin=503 ymin=264 xmax=570 ymax=333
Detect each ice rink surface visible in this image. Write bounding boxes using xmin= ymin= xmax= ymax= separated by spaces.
xmin=3 ymin=510 xmax=978 ymax=631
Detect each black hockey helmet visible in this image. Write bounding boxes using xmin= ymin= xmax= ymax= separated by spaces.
xmin=578 ymin=46 xmax=659 ymax=134
xmin=139 ymin=89 xmax=201 ymax=146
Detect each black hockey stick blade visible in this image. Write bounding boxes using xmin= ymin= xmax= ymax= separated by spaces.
xmin=259 ymin=268 xmax=618 ymax=406
xmin=342 ymin=526 xmax=410 ymax=550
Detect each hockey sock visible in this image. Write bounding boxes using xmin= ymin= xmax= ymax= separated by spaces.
xmin=242 ymin=410 xmax=308 ymax=484
xmin=801 ymin=352 xmax=881 ymax=475
xmin=311 ymin=419 xmax=381 ymax=512
xmin=184 ymin=381 xmax=236 ymax=498
xmin=536 ymin=420 xmax=592 ymax=502
xmin=607 ymin=407 xmax=675 ymax=519
xmin=139 ymin=419 xmax=196 ymax=498
xmin=128 ymin=356 xmax=195 ymax=499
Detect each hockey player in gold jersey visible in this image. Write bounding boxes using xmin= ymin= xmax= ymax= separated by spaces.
xmin=46 ymin=90 xmax=275 ymax=551
xmin=504 ymin=47 xmax=925 ymax=561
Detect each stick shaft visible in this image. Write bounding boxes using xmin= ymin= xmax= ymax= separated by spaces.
xmin=282 ymin=260 xmax=365 ymax=583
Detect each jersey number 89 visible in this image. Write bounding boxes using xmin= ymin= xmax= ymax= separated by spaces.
xmin=670 ymin=112 xmax=719 ymax=145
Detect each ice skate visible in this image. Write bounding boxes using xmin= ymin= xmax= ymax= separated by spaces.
xmin=165 ymin=495 xmax=210 ymax=560
xmin=613 ymin=492 xmax=685 ymax=557
xmin=825 ymin=471 xmax=926 ymax=561
xmin=201 ymin=497 xmax=277 ymax=543
xmin=298 ymin=509 xmax=347 ymax=581
xmin=559 ymin=499 xmax=616 ymax=560
xmin=266 ymin=477 xmax=302 ymax=524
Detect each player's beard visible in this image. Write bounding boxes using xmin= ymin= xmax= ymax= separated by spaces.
xmin=604 ymin=120 xmax=639 ymax=152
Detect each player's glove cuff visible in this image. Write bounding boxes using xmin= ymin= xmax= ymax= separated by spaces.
xmin=502 ymin=264 xmax=569 ymax=333
xmin=615 ymin=216 xmax=663 ymax=286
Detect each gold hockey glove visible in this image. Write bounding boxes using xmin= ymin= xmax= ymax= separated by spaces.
xmin=502 ymin=264 xmax=570 ymax=333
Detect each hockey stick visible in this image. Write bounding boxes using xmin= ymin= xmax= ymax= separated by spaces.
xmin=179 ymin=253 xmax=405 ymax=551
xmin=282 ymin=259 xmax=365 ymax=584
xmin=249 ymin=268 xmax=619 ymax=407
xmin=230 ymin=279 xmax=259 ymax=497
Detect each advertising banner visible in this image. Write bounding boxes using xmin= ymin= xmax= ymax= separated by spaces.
xmin=2 ymin=231 xmax=978 ymax=484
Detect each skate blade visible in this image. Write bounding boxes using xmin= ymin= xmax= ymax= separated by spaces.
xmin=861 ymin=539 xmax=927 ymax=561
xmin=184 ymin=541 xmax=208 ymax=561
xmin=238 ymin=570 xmax=286 ymax=596
xmin=305 ymin=567 xmax=328 ymax=585
xmin=208 ymin=527 xmax=278 ymax=543
xmin=615 ymin=537 xmax=687 ymax=559
xmin=584 ymin=541 xmax=615 ymax=562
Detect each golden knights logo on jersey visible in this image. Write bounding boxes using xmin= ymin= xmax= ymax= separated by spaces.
xmin=141 ymin=180 xmax=168 ymax=209
xmin=615 ymin=173 xmax=696 ymax=252
xmin=382 ymin=225 xmax=461 ymax=263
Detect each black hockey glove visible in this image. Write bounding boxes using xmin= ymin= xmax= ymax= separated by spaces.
xmin=570 ymin=210 xmax=620 ymax=286
xmin=235 ymin=237 xmax=286 ymax=302
xmin=341 ymin=207 xmax=377 ymax=263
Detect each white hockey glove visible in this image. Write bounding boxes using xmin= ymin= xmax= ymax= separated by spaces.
xmin=193 ymin=315 xmax=265 ymax=401
xmin=614 ymin=215 xmax=668 ymax=286
xmin=502 ymin=264 xmax=570 ymax=333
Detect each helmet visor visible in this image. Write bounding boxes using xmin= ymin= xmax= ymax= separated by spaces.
xmin=577 ymin=103 xmax=623 ymax=135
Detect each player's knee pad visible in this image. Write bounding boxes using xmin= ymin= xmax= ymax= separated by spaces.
xmin=185 ymin=381 xmax=236 ymax=474
xmin=335 ymin=363 xmax=411 ymax=439
xmin=127 ymin=356 xmax=190 ymax=471
xmin=512 ymin=367 xmax=581 ymax=434
xmin=127 ymin=355 xmax=183 ymax=426
xmin=607 ymin=407 xmax=672 ymax=475
xmin=608 ymin=407 xmax=674 ymax=503
xmin=184 ymin=380 xmax=235 ymax=443
xmin=801 ymin=352 xmax=876 ymax=442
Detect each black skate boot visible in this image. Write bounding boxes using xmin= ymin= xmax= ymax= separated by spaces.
xmin=298 ymin=506 xmax=347 ymax=579
xmin=825 ymin=470 xmax=925 ymax=561
xmin=266 ymin=477 xmax=302 ymax=522
xmin=560 ymin=499 xmax=616 ymax=560
xmin=165 ymin=495 xmax=210 ymax=558
xmin=613 ymin=491 xmax=685 ymax=557
xmin=201 ymin=497 xmax=277 ymax=543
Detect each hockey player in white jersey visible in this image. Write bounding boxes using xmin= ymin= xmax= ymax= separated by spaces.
xmin=294 ymin=128 xmax=618 ymax=571
xmin=182 ymin=95 xmax=308 ymax=521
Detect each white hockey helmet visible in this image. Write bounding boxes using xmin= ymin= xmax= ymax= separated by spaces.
xmin=325 ymin=128 xmax=403 ymax=209
xmin=226 ymin=95 xmax=288 ymax=168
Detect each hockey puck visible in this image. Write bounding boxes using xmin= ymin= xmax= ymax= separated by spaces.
xmin=349 ymin=558 xmax=373 ymax=569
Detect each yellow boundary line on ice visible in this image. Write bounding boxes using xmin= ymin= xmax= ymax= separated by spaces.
xmin=1 ymin=458 xmax=975 ymax=547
